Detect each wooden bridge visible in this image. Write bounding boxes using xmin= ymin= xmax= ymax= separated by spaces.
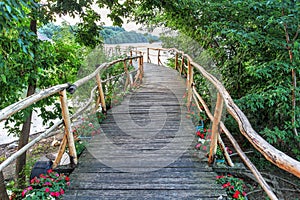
xmin=63 ymin=63 xmax=227 ymax=199
xmin=1 ymin=47 xmax=300 ymax=200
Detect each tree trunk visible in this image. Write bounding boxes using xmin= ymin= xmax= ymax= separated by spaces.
xmin=0 ymin=171 xmax=9 ymax=200
xmin=15 ymin=83 xmax=36 ymax=187
xmin=15 ymin=19 xmax=37 ymax=188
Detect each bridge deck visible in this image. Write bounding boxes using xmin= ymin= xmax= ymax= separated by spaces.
xmin=64 ymin=63 xmax=227 ymax=199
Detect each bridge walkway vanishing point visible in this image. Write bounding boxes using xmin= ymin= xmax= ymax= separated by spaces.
xmin=63 ymin=63 xmax=227 ymax=199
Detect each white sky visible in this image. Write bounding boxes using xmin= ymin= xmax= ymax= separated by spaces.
xmin=54 ymin=8 xmax=140 ymax=31
xmin=54 ymin=6 xmax=162 ymax=36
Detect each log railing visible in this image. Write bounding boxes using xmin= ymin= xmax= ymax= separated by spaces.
xmin=147 ymin=47 xmax=300 ymax=200
xmin=0 ymin=54 xmax=144 ymax=172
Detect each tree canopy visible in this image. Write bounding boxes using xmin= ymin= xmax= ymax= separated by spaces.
xmin=110 ymin=0 xmax=300 ymax=161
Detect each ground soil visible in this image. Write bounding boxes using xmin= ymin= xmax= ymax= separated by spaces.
xmin=0 ymin=131 xmax=63 ymax=181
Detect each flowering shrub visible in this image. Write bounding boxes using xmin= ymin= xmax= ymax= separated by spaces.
xmin=216 ymin=174 xmax=248 ymax=200
xmin=72 ymin=113 xmax=102 ymax=139
xmin=21 ymin=169 xmax=70 ymax=199
xmin=195 ymin=127 xmax=211 ymax=153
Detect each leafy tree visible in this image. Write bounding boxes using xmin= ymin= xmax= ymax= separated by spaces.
xmin=111 ymin=0 xmax=300 ymax=161
xmin=38 ymin=22 xmax=61 ymax=39
xmin=0 ymin=0 xmax=121 ymax=190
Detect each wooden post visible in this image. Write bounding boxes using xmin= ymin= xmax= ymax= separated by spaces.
xmin=175 ymin=53 xmax=178 ymax=70
xmin=186 ymin=60 xmax=193 ymax=109
xmin=123 ymin=60 xmax=130 ymax=90
xmin=138 ymin=55 xmax=143 ymax=83
xmin=217 ymin=134 xmax=234 ymax=167
xmin=129 ymin=50 xmax=133 ymax=66
xmin=147 ymin=48 xmax=151 ymax=63
xmin=94 ymin=95 xmax=101 ymax=112
xmin=180 ymin=54 xmax=184 ymax=75
xmin=158 ymin=49 xmax=161 ymax=65
xmin=208 ymin=92 xmax=224 ymax=165
xmin=53 ymin=134 xmax=67 ymax=168
xmin=96 ymin=74 xmax=106 ymax=113
xmin=57 ymin=89 xmax=77 ymax=166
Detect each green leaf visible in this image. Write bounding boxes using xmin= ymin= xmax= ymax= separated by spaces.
xmin=5 ymin=5 xmax=11 ymax=13
xmin=1 ymin=74 xmax=7 ymax=83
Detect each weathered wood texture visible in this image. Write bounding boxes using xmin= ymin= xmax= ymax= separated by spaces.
xmin=64 ymin=63 xmax=227 ymax=200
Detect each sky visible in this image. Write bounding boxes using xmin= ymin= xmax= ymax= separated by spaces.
xmin=55 ymin=8 xmax=139 ymax=30
xmin=54 ymin=7 xmax=162 ymax=36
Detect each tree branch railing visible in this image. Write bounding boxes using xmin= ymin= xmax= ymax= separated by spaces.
xmin=0 ymin=54 xmax=144 ymax=172
xmin=146 ymin=47 xmax=300 ymax=200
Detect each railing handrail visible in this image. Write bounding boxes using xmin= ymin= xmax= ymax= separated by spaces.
xmin=146 ymin=47 xmax=300 ymax=200
xmin=0 ymin=54 xmax=143 ymax=172
xmin=146 ymin=47 xmax=300 ymax=177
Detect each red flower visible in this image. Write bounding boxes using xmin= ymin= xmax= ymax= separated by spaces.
xmin=233 ymin=190 xmax=240 ymax=199
xmin=47 ymin=169 xmax=53 ymax=174
xmin=60 ymin=188 xmax=65 ymax=195
xmin=222 ymin=182 xmax=230 ymax=188
xmin=22 ymin=189 xmax=27 ymax=197
xmin=216 ymin=175 xmax=224 ymax=179
xmin=202 ymin=146 xmax=207 ymax=151
xmin=40 ymin=174 xmax=47 ymax=178
xmin=65 ymin=176 xmax=70 ymax=182
xmin=27 ymin=186 xmax=33 ymax=191
xmin=50 ymin=192 xmax=60 ymax=197
xmin=45 ymin=188 xmax=50 ymax=193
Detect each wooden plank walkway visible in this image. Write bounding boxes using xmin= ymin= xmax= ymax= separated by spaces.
xmin=64 ymin=63 xmax=227 ymax=199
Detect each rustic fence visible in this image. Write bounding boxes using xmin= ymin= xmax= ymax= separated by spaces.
xmin=147 ymin=47 xmax=300 ymax=200
xmin=0 ymin=53 xmax=144 ymax=183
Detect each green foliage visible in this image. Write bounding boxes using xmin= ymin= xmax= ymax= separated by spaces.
xmin=21 ymin=169 xmax=70 ymax=199
xmin=118 ymin=0 xmax=300 ymax=161
xmin=38 ymin=23 xmax=61 ymax=39
xmin=216 ymin=174 xmax=249 ymax=200
xmin=101 ymin=27 xmax=160 ymax=44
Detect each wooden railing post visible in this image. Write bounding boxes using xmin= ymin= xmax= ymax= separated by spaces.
xmin=123 ymin=60 xmax=130 ymax=90
xmin=138 ymin=55 xmax=143 ymax=83
xmin=147 ymin=48 xmax=151 ymax=63
xmin=158 ymin=49 xmax=161 ymax=65
xmin=129 ymin=50 xmax=133 ymax=66
xmin=175 ymin=53 xmax=178 ymax=71
xmin=54 ymin=89 xmax=77 ymax=168
xmin=208 ymin=92 xmax=224 ymax=165
xmin=180 ymin=54 xmax=184 ymax=75
xmin=186 ymin=60 xmax=193 ymax=109
xmin=96 ymin=73 xmax=106 ymax=113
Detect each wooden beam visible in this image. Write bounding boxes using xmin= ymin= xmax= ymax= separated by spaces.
xmin=186 ymin=61 xmax=193 ymax=109
xmin=208 ymin=92 xmax=223 ymax=165
xmin=147 ymin=48 xmax=151 ymax=63
xmin=58 ymin=89 xmax=77 ymax=166
xmin=158 ymin=49 xmax=161 ymax=65
xmin=192 ymin=87 xmax=279 ymax=199
xmin=0 ymin=84 xmax=69 ymax=122
xmin=53 ymin=134 xmax=67 ymax=168
xmin=129 ymin=50 xmax=133 ymax=66
xmin=191 ymin=61 xmax=300 ymax=178
xmin=193 ymin=88 xmax=233 ymax=166
xmin=138 ymin=55 xmax=143 ymax=83
xmin=96 ymin=73 xmax=106 ymax=113
xmin=180 ymin=55 xmax=184 ymax=75
xmin=123 ymin=60 xmax=130 ymax=90
xmin=175 ymin=53 xmax=178 ymax=71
